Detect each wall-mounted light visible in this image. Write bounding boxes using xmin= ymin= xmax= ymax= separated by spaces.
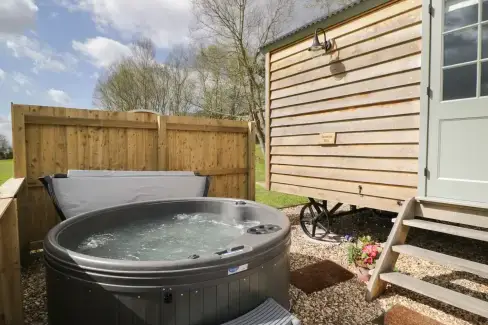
xmin=308 ymin=28 xmax=332 ymax=53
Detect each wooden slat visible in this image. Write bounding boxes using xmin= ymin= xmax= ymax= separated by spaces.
xmin=197 ymin=168 xmax=248 ymax=176
xmin=271 ymin=22 xmax=421 ymax=74
xmin=25 ymin=114 xmax=158 ymax=129
xmin=392 ymin=245 xmax=488 ymax=279
xmin=366 ymin=197 xmax=415 ymax=300
xmin=0 ymin=199 xmax=23 ymax=325
xmin=0 ymin=179 xmax=25 ymax=199
xmin=247 ymin=122 xmax=256 ymax=200
xmin=271 ymin=70 xmax=420 ymax=110
xmin=166 ymin=123 xmax=248 ymax=133
xmin=272 ymin=86 xmax=420 ymax=119
xmin=271 ymin=164 xmax=417 ymax=186
xmin=272 ymin=174 xmax=416 ymax=200
xmin=11 ymin=104 xmax=27 ymax=179
xmin=157 ymin=116 xmax=168 ymax=170
xmin=416 ymin=196 xmax=488 ymax=211
xmin=271 ymin=144 xmax=419 ymax=158
xmin=270 ymin=0 xmax=422 ymax=62
xmin=271 ymin=156 xmax=418 ymax=172
xmin=166 ymin=115 xmax=248 ymax=128
xmin=270 ymin=183 xmax=403 ymax=212
xmin=272 ymin=100 xmax=420 ymax=127
xmin=265 ymin=52 xmax=272 ymax=190
xmin=271 ymin=39 xmax=421 ymax=90
xmin=272 ymin=130 xmax=419 ymax=146
xmin=271 ymin=55 xmax=421 ymax=100
xmin=380 ymin=272 xmax=488 ymax=318
xmin=415 ymin=203 xmax=488 ymax=229
xmin=272 ymin=115 xmax=419 ymax=137
xmin=403 ymin=219 xmax=488 ymax=242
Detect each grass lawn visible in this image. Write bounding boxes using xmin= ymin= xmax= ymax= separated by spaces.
xmin=254 ymin=144 xmax=308 ymax=208
xmin=0 ymin=159 xmax=13 ymax=185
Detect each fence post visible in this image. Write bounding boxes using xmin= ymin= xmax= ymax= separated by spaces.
xmin=157 ymin=116 xmax=168 ymax=171
xmin=11 ymin=104 xmax=27 ymax=180
xmin=0 ymin=199 xmax=23 ymax=325
xmin=247 ymin=122 xmax=256 ymax=201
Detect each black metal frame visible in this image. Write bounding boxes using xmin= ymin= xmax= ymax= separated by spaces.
xmin=299 ymin=197 xmax=368 ymax=240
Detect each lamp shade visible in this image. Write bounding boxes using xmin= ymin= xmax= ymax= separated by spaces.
xmin=309 ymin=30 xmax=323 ymax=51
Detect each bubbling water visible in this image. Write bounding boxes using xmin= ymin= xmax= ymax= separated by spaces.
xmin=75 ymin=213 xmax=260 ymax=261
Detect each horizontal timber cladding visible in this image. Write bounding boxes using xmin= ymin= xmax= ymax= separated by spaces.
xmin=270 ymin=0 xmax=422 ymax=63
xmin=271 ymin=115 xmax=420 ymax=137
xmin=271 ymin=183 xmax=404 ymax=212
xmin=265 ymin=0 xmax=422 ymax=211
xmin=270 ymin=39 xmax=421 ymax=91
xmin=271 ymin=165 xmax=417 ymax=187
xmin=271 ymin=100 xmax=420 ymax=127
xmin=271 ymin=55 xmax=421 ymax=100
xmin=271 ymin=156 xmax=418 ymax=173
xmin=271 ymin=174 xmax=416 ymax=200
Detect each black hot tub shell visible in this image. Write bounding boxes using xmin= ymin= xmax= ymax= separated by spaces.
xmin=44 ymin=198 xmax=291 ymax=325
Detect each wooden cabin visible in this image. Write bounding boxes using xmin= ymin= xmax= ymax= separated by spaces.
xmin=261 ymin=0 xmax=488 ymax=317
xmin=261 ymin=0 xmax=423 ymax=213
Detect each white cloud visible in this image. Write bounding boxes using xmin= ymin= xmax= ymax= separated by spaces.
xmin=59 ymin=0 xmax=192 ymax=48
xmin=0 ymin=115 xmax=12 ymax=144
xmin=90 ymin=71 xmax=100 ymax=79
xmin=50 ymin=12 xmax=59 ymax=19
xmin=2 ymin=35 xmax=78 ymax=73
xmin=48 ymin=89 xmax=71 ymax=105
xmin=12 ymin=72 xmax=31 ymax=86
xmin=0 ymin=69 xmax=5 ymax=81
xmin=0 ymin=0 xmax=38 ymax=35
xmin=25 ymin=89 xmax=33 ymax=96
xmin=72 ymin=37 xmax=131 ymax=68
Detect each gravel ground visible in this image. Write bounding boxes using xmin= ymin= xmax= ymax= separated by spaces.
xmin=283 ymin=205 xmax=488 ymax=325
xmin=21 ymin=205 xmax=488 ymax=325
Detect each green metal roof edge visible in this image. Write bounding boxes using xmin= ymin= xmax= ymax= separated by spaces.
xmin=260 ymin=0 xmax=393 ymax=54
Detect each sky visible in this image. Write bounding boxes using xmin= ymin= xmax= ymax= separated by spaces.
xmin=0 ymin=0 xmax=323 ymax=143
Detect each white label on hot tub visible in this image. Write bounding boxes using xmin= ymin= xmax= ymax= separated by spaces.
xmin=228 ymin=264 xmax=248 ymax=275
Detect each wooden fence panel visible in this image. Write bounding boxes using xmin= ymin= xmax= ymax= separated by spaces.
xmin=0 ymin=179 xmax=25 ymax=325
xmin=11 ymin=104 xmax=255 ymax=247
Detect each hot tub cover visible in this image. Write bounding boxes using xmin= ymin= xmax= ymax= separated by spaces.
xmin=39 ymin=172 xmax=210 ymax=220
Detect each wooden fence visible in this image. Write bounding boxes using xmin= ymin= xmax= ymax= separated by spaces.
xmin=11 ymin=104 xmax=255 ymax=255
xmin=0 ymin=178 xmax=25 ymax=325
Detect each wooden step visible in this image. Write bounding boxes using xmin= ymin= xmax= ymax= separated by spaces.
xmin=416 ymin=196 xmax=488 ymax=211
xmin=380 ymin=272 xmax=488 ymax=318
xmin=415 ymin=197 xmax=488 ymax=229
xmin=403 ymin=219 xmax=488 ymax=242
xmin=392 ymin=245 xmax=488 ymax=279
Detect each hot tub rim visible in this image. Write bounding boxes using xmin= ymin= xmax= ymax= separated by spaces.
xmin=44 ymin=197 xmax=291 ymax=274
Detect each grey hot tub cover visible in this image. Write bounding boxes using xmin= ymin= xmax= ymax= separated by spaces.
xmin=39 ymin=171 xmax=210 ymax=220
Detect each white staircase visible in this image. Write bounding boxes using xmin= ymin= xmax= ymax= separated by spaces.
xmin=366 ymin=197 xmax=488 ymax=319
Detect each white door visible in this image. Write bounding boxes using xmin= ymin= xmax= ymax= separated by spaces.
xmin=427 ymin=0 xmax=488 ymax=203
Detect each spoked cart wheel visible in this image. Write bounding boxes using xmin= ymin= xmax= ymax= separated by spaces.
xmin=299 ymin=198 xmax=370 ymax=240
xmin=299 ymin=199 xmax=330 ymax=239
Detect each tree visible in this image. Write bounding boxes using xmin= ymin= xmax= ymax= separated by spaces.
xmin=0 ymin=134 xmax=11 ymax=160
xmin=193 ymin=44 xmax=248 ymax=119
xmin=192 ymin=0 xmax=295 ymax=152
xmin=94 ymin=39 xmax=195 ymax=115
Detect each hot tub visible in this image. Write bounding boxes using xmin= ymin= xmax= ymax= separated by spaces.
xmin=44 ymin=198 xmax=291 ymax=325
